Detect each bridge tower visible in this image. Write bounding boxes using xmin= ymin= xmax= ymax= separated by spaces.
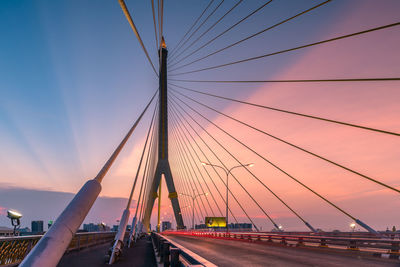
xmin=143 ymin=37 xmax=185 ymax=230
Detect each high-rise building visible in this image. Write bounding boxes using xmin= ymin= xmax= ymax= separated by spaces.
xmin=162 ymin=221 xmax=172 ymax=232
xmin=31 ymin=220 xmax=44 ymax=233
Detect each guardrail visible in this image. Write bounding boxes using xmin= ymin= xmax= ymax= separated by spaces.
xmin=151 ymin=232 xmax=216 ymax=267
xmin=0 ymin=231 xmax=116 ymax=266
xmin=164 ymin=231 xmax=400 ymax=257
xmin=177 ymin=229 xmax=400 ymax=239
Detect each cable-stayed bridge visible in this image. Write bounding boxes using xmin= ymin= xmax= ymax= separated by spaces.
xmin=1 ymin=0 xmax=400 ymax=266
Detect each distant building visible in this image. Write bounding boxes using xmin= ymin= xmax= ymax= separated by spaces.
xmin=83 ymin=223 xmax=110 ymax=232
xmin=195 ymin=222 xmax=253 ymax=231
xmin=109 ymin=224 xmax=130 ymax=232
xmin=0 ymin=226 xmax=14 ymax=237
xmin=18 ymin=227 xmax=31 ymax=235
xmin=19 ymin=227 xmax=31 ymax=232
xmin=162 ymin=221 xmax=172 ymax=232
xmin=229 ymin=223 xmax=252 ymax=231
xmin=195 ymin=224 xmax=206 ymax=230
xmin=31 ymin=221 xmax=44 ymax=233
xmin=83 ymin=223 xmax=99 ymax=232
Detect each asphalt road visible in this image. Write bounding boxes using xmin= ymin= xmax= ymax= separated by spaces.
xmin=166 ymin=235 xmax=400 ymax=267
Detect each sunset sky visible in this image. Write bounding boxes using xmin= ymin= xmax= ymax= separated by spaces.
xmin=0 ymin=0 xmax=399 ymax=231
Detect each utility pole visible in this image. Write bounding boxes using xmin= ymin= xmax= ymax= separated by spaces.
xmin=143 ymin=37 xmax=185 ymax=230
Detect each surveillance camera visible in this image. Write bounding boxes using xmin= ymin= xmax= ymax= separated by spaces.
xmin=7 ymin=210 xmax=22 ymax=219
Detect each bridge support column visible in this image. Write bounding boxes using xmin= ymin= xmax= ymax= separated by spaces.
xmin=108 ymin=208 xmax=130 ymax=264
xmin=143 ymin=38 xmax=184 ymax=231
xmin=20 ymin=179 xmax=101 ymax=267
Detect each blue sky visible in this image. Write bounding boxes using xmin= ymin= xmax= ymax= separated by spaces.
xmin=0 ymin=0 xmax=343 ymax=192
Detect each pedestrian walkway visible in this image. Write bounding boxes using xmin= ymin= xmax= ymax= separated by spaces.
xmin=58 ymin=234 xmax=157 ymax=267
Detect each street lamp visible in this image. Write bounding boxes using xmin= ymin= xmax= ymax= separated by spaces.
xmin=350 ymin=223 xmax=356 ymax=232
xmin=7 ymin=210 xmax=22 ymax=236
xmin=179 ymin=190 xmax=208 ymax=230
xmin=201 ymin=161 xmax=254 ymax=232
xmin=100 ymin=222 xmax=107 ymax=231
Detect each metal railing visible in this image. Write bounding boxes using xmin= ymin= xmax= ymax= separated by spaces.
xmin=164 ymin=231 xmax=400 ymax=256
xmin=151 ymin=232 xmax=216 ymax=267
xmin=175 ymin=229 xmax=400 ymax=239
xmin=0 ymin=231 xmax=116 ymax=266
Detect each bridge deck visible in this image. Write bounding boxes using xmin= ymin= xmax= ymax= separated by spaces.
xmin=58 ymin=235 xmax=156 ymax=267
xmin=166 ymin=235 xmax=399 ymax=267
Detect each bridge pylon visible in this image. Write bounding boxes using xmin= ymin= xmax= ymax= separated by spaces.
xmin=143 ymin=37 xmax=185 ymax=231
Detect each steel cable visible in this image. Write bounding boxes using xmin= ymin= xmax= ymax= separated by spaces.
xmin=170 ymin=112 xmax=225 ymax=216
xmin=170 ymin=106 xmax=239 ymax=222
xmin=171 ymin=89 xmax=400 ymax=194
xmin=170 ymin=124 xmax=217 ymax=216
xmin=169 ymin=0 xmax=215 ymax=55
xmin=170 ymin=95 xmax=318 ymax=230
xmin=171 ymin=98 xmax=277 ymax=231
xmin=170 ymin=0 xmax=225 ymax=61
xmin=170 ymin=0 xmax=331 ymax=71
xmin=169 ymin=83 xmax=400 ymax=137
xmin=169 ymin=0 xmax=274 ymax=69
xmin=171 ymin=22 xmax=400 ymax=76
xmin=118 ymin=0 xmax=158 ymax=76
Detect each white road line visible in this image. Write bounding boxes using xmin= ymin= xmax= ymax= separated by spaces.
xmin=161 ymin=234 xmax=218 ymax=267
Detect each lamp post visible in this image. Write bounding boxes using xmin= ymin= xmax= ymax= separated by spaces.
xmin=201 ymin=162 xmax=254 ymax=233
xmin=179 ymin=190 xmax=208 ymax=230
